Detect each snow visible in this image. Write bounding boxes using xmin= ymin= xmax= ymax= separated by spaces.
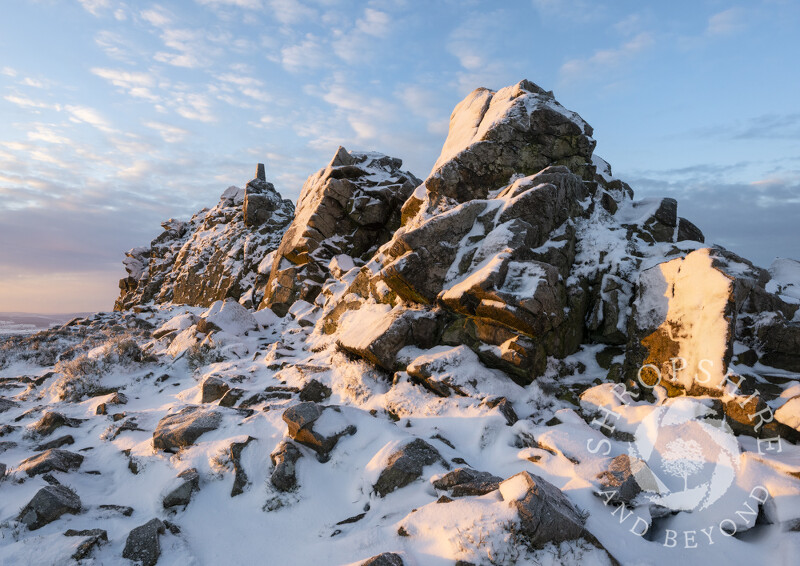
xmin=200 ymin=299 xmax=258 ymax=335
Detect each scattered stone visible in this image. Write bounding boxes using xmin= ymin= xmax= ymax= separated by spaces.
xmin=64 ymin=529 xmax=108 ymax=560
xmin=0 ymin=397 xmax=18 ymax=413
xmin=163 ymin=468 xmax=200 ymax=508
xmin=282 ymin=403 xmax=356 ymax=460
xmin=484 ymin=397 xmax=518 ymax=426
xmin=299 ymin=379 xmax=332 ymax=403
xmin=374 ymin=438 xmax=444 ymax=497
xmin=18 ymin=449 xmax=84 ymax=476
xmin=270 ymin=441 xmax=303 ymax=492
xmin=360 ymin=552 xmax=405 ymax=566
xmin=98 ymin=504 xmax=134 ymax=516
xmin=18 ymin=485 xmax=82 ymax=530
xmin=34 ymin=434 xmax=75 ymax=451
xmin=596 ymin=454 xmax=659 ymax=505
xmin=30 ymin=412 xmax=83 ymax=437
xmin=432 ymin=467 xmax=503 ymax=497
xmin=499 ymin=471 xmax=585 ymax=548
xmin=153 ymin=406 xmax=222 ymax=452
xmin=218 ymin=387 xmax=245 ymax=407
xmin=122 ymin=518 xmax=166 ymax=566
xmin=200 ymin=376 xmax=230 ymax=403
xmin=230 ymin=436 xmax=255 ymax=496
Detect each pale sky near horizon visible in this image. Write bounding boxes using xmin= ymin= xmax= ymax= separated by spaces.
xmin=1 ymin=0 xmax=798 ymax=313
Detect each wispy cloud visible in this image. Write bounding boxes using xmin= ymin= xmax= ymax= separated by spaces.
xmin=78 ymin=0 xmax=111 ymax=16
xmin=65 ymin=105 xmax=116 ymax=133
xmin=4 ymin=94 xmax=60 ymax=111
xmin=281 ymin=35 xmax=329 ymax=72
xmin=707 ymin=8 xmax=746 ymax=37
xmin=559 ymin=32 xmax=654 ymax=85
xmin=173 ymin=92 xmax=216 ymax=122
xmin=144 ymin=121 xmax=189 ymax=143
xmin=91 ymin=67 xmax=159 ymax=101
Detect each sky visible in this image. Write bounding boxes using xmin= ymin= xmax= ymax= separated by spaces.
xmin=1 ymin=0 xmax=798 ymax=313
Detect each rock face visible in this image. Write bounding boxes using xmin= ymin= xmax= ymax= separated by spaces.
xmin=260 ymin=148 xmax=419 ymax=316
xmin=115 ymin=164 xmax=294 ymax=310
xmin=499 ymin=471 xmax=585 ymax=548
xmin=18 ymin=485 xmax=82 ymax=530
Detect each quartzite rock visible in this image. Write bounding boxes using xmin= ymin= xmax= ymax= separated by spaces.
xmin=374 ymin=438 xmax=444 ymax=496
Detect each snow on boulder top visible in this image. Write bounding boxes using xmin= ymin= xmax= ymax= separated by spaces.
xmin=200 ymin=299 xmax=258 ymax=335
xmin=419 ymin=79 xmax=597 ymax=205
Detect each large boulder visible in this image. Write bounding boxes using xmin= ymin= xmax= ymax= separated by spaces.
xmin=418 ymin=79 xmax=595 ymax=205
xmin=153 ymin=406 xmax=222 ymax=452
xmin=115 ymin=164 xmax=294 ymax=310
xmin=499 ymin=471 xmax=585 ymax=548
xmin=18 ymin=485 xmax=82 ymax=530
xmin=260 ymin=148 xmax=419 ymax=316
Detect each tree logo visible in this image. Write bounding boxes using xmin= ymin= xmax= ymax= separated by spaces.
xmin=628 ymin=397 xmax=741 ymax=512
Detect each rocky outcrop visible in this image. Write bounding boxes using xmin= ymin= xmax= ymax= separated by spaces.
xmin=115 ymin=164 xmax=294 ymax=310
xmin=260 ymin=148 xmax=419 ymax=316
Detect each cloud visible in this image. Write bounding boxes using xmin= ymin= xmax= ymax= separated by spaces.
xmin=281 ymin=35 xmax=329 ymax=72
xmin=91 ymin=67 xmax=160 ymax=101
xmin=1 ymin=66 xmax=17 ymax=77
xmin=65 ymin=105 xmax=116 ymax=133
xmin=78 ymin=0 xmax=111 ymax=16
xmin=4 ymin=95 xmax=60 ymax=111
xmin=140 ymin=7 xmax=172 ymax=28
xmin=196 ymin=0 xmax=265 ymax=9
xmin=625 ymin=171 xmax=800 ymax=267
xmin=707 ymin=8 xmax=746 ymax=37
xmin=355 ymin=8 xmax=391 ymax=37
xmin=173 ymin=93 xmax=216 ymax=122
xmin=95 ymin=30 xmax=137 ymax=62
xmin=687 ymin=113 xmax=800 ymax=141
xmin=144 ymin=121 xmax=189 ymax=143
xmin=268 ymin=0 xmax=316 ymax=25
xmin=27 ymin=124 xmax=70 ymax=145
xmin=531 ymin=0 xmax=605 ymax=22
xmin=559 ymin=32 xmax=654 ymax=85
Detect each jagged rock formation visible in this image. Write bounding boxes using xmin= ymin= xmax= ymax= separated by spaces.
xmin=114 ymin=165 xmax=294 ymax=310
xmin=7 ymin=78 xmax=799 ymax=565
xmin=260 ymin=148 xmax=419 ymax=316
